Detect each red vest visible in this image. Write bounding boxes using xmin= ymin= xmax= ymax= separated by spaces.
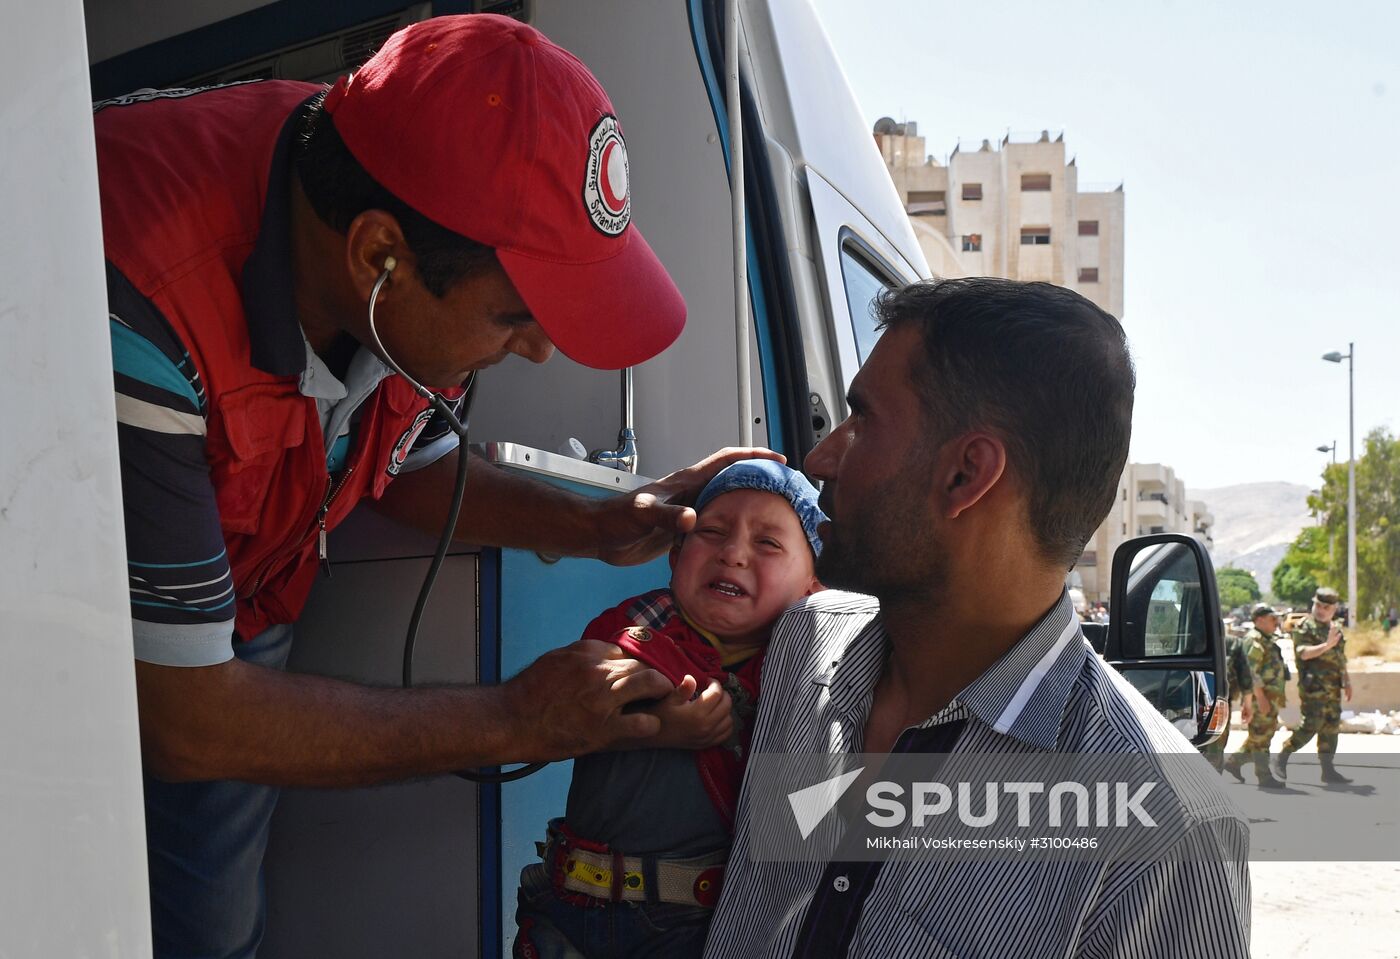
xmin=582 ymin=593 xmax=765 ymax=832
xmin=96 ymin=81 xmax=434 ymax=640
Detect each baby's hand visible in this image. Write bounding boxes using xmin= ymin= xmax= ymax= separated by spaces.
xmin=647 ymin=675 xmax=735 ymax=750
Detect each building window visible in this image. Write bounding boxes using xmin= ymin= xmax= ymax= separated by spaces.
xmin=1079 ymin=219 xmax=1099 ymax=236
xmin=961 ymin=234 xmax=982 ymax=252
xmin=1121 ymin=523 xmax=1127 ymax=535
xmin=1079 ymin=267 xmax=1099 ymax=283
xmin=1079 ymin=550 xmax=1098 ymax=567
xmin=961 ymin=182 xmax=983 ymax=201
xmin=1021 ymin=173 xmax=1051 ymax=191
xmin=906 ymin=190 xmax=946 ymax=216
xmin=1020 ymin=226 xmax=1051 ymax=246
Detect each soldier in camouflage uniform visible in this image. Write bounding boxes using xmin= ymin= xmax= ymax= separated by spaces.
xmin=1205 ymin=629 xmax=1254 ymax=772
xmin=1274 ymin=587 xmax=1353 ymax=784
xmin=1224 ymin=604 xmax=1286 ymax=787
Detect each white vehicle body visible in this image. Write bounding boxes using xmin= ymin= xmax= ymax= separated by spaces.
xmin=1 ymin=1 xmax=929 ymax=955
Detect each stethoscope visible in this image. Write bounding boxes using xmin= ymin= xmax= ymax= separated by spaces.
xmin=368 ymin=257 xmax=546 ymax=784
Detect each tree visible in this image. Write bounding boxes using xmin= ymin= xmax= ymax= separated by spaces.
xmin=1217 ymin=566 xmax=1262 ymax=613
xmin=1306 ymin=427 xmax=1400 ymax=618
xmin=1271 ymin=526 xmax=1328 ymax=607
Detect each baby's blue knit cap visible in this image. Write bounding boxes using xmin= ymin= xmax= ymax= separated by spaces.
xmin=693 ymin=459 xmax=827 ymax=556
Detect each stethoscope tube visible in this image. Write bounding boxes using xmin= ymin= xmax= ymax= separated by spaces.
xmin=371 ymin=262 xmax=546 ymax=784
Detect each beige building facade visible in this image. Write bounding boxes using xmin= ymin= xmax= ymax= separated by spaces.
xmin=874 ymin=119 xmax=1124 ymax=318
xmin=1074 ymin=463 xmax=1216 ymax=602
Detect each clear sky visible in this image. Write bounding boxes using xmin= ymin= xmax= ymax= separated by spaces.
xmin=810 ymin=0 xmax=1398 ymax=490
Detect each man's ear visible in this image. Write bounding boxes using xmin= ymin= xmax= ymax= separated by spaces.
xmin=937 ymin=432 xmax=1007 ymax=520
xmin=345 ymin=209 xmax=411 ymax=302
xmin=667 ymin=539 xmax=683 ymax=573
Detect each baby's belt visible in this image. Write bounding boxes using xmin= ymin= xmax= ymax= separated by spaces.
xmin=539 ymin=819 xmax=726 ymax=909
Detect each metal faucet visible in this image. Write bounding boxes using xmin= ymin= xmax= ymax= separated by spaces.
xmin=589 ymin=367 xmax=638 ymax=474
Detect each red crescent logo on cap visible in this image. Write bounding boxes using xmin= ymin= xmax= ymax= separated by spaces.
xmin=599 ymin=141 xmax=627 ymax=215
xmin=583 ymin=115 xmax=631 ymax=236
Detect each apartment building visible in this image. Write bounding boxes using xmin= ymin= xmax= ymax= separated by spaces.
xmin=873 ymin=119 xmax=1124 ymax=318
xmin=1074 ymin=463 xmax=1216 ymax=602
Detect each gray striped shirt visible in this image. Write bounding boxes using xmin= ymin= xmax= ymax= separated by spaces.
xmin=705 ymin=590 xmax=1250 ymax=958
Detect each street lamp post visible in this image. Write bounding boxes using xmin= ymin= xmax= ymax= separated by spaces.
xmin=1322 ymin=345 xmax=1356 ymax=627
xmin=1316 ymin=441 xmax=1336 ymax=465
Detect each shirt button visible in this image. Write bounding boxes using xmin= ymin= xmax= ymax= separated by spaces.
xmin=833 ymin=875 xmax=850 ymax=893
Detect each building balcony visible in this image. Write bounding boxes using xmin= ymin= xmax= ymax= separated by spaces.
xmin=1135 ymin=495 xmax=1168 ymax=522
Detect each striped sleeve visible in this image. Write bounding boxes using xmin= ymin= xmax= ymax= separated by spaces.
xmin=1079 ymin=816 xmax=1252 ymax=958
xmin=108 ymin=263 xmax=235 ymax=667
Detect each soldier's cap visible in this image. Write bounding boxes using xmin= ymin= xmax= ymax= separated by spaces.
xmin=1251 ymin=603 xmax=1280 ymax=619
xmin=1313 ymin=587 xmax=1341 ymax=605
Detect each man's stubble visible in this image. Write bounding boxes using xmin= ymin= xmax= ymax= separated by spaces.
xmin=815 ymin=467 xmax=948 ymax=608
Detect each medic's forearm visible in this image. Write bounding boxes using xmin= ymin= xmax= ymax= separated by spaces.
xmin=135 ymin=657 xmax=533 ymax=787
xmin=372 ymin=450 xmax=603 ymax=557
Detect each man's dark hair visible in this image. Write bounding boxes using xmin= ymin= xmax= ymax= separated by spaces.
xmin=875 ymin=277 xmax=1135 ymax=570
xmin=293 ymin=91 xmax=496 ymax=297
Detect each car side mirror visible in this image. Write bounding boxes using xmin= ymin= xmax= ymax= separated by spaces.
xmin=1106 ymin=534 xmax=1228 ymax=748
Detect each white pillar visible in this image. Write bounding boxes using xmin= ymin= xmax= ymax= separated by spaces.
xmin=0 ymin=2 xmax=153 ymax=953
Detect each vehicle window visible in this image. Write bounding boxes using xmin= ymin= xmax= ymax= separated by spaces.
xmin=839 ymin=243 xmax=894 ymax=364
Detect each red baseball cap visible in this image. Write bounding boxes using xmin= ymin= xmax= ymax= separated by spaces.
xmin=323 ymin=14 xmax=685 ymax=370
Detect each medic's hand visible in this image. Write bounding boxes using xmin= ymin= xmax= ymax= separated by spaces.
xmin=635 ymin=676 xmax=735 ymax=751
xmin=502 ymin=640 xmax=674 ymax=761
xmin=591 ymin=447 xmax=786 ymax=566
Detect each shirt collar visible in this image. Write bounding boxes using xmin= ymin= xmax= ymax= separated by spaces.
xmin=240 ymin=94 xmax=318 ymax=378
xmin=953 ymin=590 xmax=1088 ymax=750
xmin=298 ymin=334 xmax=348 ymax=401
xmin=821 ymin=590 xmax=1089 ymax=752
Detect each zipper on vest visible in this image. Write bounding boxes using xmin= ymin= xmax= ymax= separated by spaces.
xmin=318 ymin=467 xmax=355 ymax=577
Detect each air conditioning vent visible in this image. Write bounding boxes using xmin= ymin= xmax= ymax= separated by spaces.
xmin=476 ymin=0 xmax=531 ymax=18
xmin=179 ymin=3 xmax=430 ymax=89
xmin=340 ymin=15 xmax=405 ymax=69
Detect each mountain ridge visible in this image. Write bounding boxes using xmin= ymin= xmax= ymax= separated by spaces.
xmin=1188 ymin=481 xmax=1313 ymax=591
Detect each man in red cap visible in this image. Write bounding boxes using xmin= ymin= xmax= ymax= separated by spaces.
xmin=95 ymin=15 xmax=765 ymax=957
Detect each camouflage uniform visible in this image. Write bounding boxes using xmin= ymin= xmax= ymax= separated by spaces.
xmin=1204 ymin=634 xmax=1254 ymax=766
xmin=1283 ymin=615 xmax=1347 ymax=757
xmin=1229 ymin=627 xmax=1286 ymax=781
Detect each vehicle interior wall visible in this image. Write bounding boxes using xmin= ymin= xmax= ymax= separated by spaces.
xmin=469 ymin=0 xmax=758 ymax=474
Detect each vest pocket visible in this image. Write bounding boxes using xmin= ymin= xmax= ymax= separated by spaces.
xmin=212 ymin=382 xmax=309 ymax=532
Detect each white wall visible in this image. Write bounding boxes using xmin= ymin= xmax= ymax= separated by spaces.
xmin=0 ymin=0 xmax=152 ymax=954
